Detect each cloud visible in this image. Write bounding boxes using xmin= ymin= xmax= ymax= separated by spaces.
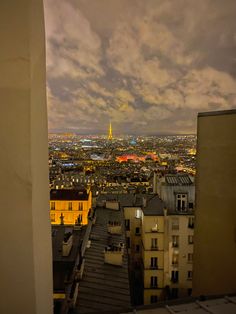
xmin=44 ymin=0 xmax=236 ymax=134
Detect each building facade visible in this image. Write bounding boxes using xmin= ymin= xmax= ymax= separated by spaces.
xmin=50 ymin=189 xmax=92 ymax=225
xmin=193 ymin=109 xmax=236 ymax=296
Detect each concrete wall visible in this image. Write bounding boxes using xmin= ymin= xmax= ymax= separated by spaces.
xmin=193 ymin=110 xmax=236 ymax=296
xmin=0 ymin=1 xmax=53 ymax=313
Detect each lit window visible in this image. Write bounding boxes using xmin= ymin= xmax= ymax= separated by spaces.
xmin=50 ymin=202 xmax=55 ymax=210
xmin=135 ymin=209 xmax=142 ymax=219
xmin=68 ymin=202 xmax=72 ymax=210
xmin=172 ymin=235 xmax=179 ymax=247
xmin=188 ymin=217 xmax=194 ymax=228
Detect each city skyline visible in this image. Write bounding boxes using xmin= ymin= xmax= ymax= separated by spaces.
xmin=44 ymin=0 xmax=236 ymax=135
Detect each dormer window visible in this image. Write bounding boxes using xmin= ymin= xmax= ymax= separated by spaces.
xmin=176 ymin=194 xmax=187 ymax=212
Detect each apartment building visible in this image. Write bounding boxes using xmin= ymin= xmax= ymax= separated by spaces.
xmin=159 ymin=174 xmax=195 ymax=299
xmin=141 ymin=196 xmax=165 ymax=304
xmin=50 ymin=188 xmax=92 ymax=225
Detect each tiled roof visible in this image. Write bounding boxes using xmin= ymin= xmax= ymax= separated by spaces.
xmin=75 ymin=207 xmax=131 ymax=313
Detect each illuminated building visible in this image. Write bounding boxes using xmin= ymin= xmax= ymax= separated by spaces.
xmin=108 ymin=121 xmax=113 ymax=140
xmin=193 ymin=109 xmax=236 ymax=296
xmin=50 ymin=189 xmax=92 ymax=225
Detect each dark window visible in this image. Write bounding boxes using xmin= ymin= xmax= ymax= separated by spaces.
xmin=135 ymin=227 xmax=140 ymax=235
xmin=125 ymin=219 xmax=130 ymax=231
xmin=150 ymin=276 xmax=158 ymax=288
xmin=151 ymin=257 xmax=158 ymax=268
xmin=51 ymin=202 xmax=55 ymax=210
xmin=171 ymin=288 xmax=178 ymax=298
xmin=189 ymin=202 xmax=194 ymax=209
xmin=171 ymin=271 xmax=179 ymax=283
xmin=126 ymin=237 xmax=130 ymax=248
xmin=135 ymin=245 xmax=140 ymax=252
xmin=150 ymin=295 xmax=158 ymax=303
xmin=188 ymin=288 xmax=192 ymax=296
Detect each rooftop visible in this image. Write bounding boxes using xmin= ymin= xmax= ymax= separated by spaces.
xmin=74 ymin=207 xmax=131 ymax=313
xmin=164 ymin=174 xmax=193 ymax=186
xmin=142 ymin=195 xmax=165 ymax=216
xmin=50 ymin=188 xmax=89 ymax=201
xmin=198 ymin=108 xmax=236 ymax=117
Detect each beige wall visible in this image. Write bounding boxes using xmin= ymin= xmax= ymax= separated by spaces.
xmin=0 ymin=1 xmax=53 ymax=313
xmin=193 ymin=110 xmax=236 ymax=296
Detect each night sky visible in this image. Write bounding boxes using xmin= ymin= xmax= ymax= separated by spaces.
xmin=44 ymin=0 xmax=236 ymax=135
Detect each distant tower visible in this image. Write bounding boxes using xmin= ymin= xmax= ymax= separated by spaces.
xmin=108 ymin=121 xmax=113 ymax=140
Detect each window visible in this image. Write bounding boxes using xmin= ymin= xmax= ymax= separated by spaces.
xmin=150 ymin=276 xmax=158 ymax=288
xmin=188 ymin=217 xmax=194 ymax=228
xmin=135 ymin=245 xmax=140 ymax=252
xmin=135 ymin=209 xmax=142 ymax=218
xmin=126 ymin=237 xmax=130 ymax=248
xmin=50 ymin=213 xmax=55 ymax=222
xmin=150 ymin=257 xmax=158 ymax=269
xmin=188 ymin=253 xmax=193 ymax=263
xmin=77 ymin=214 xmax=82 ymax=224
xmin=151 ymin=238 xmax=158 ymax=249
xmin=187 ymin=271 xmax=193 ymax=280
xmin=188 ymin=288 xmax=192 ymax=296
xmin=176 ymin=194 xmax=187 ymax=212
xmin=172 ymin=218 xmax=179 ymax=230
xmin=78 ymin=202 xmax=83 ymax=211
xmin=172 ymin=254 xmax=178 ymax=265
xmin=125 ymin=219 xmax=130 ymax=231
xmin=50 ymin=202 xmax=55 ymax=210
xmin=171 ymin=288 xmax=178 ymax=298
xmin=150 ymin=295 xmax=158 ymax=303
xmin=172 ymin=235 xmax=179 ymax=247
xmin=189 ymin=202 xmax=194 ymax=209
xmin=135 ymin=227 xmax=140 ymax=235
xmin=68 ymin=202 xmax=72 ymax=210
xmin=188 ymin=235 xmax=193 ymax=244
xmin=171 ymin=271 xmax=179 ymax=283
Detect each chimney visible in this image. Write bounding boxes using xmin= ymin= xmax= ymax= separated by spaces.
xmin=153 ymin=171 xmax=157 ymax=194
xmin=142 ymin=196 xmax=147 ymax=208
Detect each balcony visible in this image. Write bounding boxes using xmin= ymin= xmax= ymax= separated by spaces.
xmin=151 ymin=246 xmax=158 ymax=251
xmin=150 ymin=285 xmax=158 ymax=289
xmin=172 ymin=261 xmax=179 ymax=266
xmin=172 ymin=243 xmax=179 ymax=248
xmin=171 ymin=278 xmax=179 ymax=283
xmin=188 ymin=223 xmax=194 ymax=229
xmin=149 ymin=265 xmax=158 ymax=270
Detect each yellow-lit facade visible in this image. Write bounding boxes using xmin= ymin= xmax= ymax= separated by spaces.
xmin=141 ymin=214 xmax=165 ymax=304
xmin=50 ymin=190 xmax=92 ymax=225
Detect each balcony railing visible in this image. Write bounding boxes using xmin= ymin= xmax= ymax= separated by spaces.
xmin=151 ymin=246 xmax=158 ymax=251
xmin=171 ymin=278 xmax=179 ymax=283
xmin=149 ymin=265 xmax=158 ymax=270
xmin=172 ymin=243 xmax=179 ymax=248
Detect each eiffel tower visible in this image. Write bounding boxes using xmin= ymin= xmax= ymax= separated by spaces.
xmin=108 ymin=121 xmax=113 ymax=140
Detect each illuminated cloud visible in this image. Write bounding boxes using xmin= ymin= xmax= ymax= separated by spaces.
xmin=44 ymin=0 xmax=236 ymax=134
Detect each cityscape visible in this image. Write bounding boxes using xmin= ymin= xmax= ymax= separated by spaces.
xmin=1 ymin=1 xmax=236 ymax=314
